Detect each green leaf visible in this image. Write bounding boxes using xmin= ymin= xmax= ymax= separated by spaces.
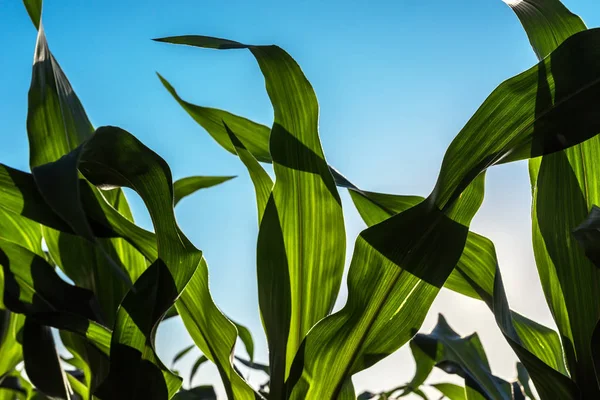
xmin=22 ymin=0 xmax=42 ymax=29
xmin=73 ymin=126 xmax=254 ymax=399
xmin=0 ymin=311 xmax=25 ymax=379
xmin=398 ymin=340 xmax=436 ymax=397
xmin=411 ymin=315 xmax=512 ymax=400
xmin=0 ymin=369 xmax=32 ymax=400
xmin=349 ymin=184 xmax=574 ymax=399
xmin=224 ymin=123 xmax=273 ymax=222
xmin=24 ymin=1 xmax=147 ymax=330
xmin=516 ymin=362 xmax=536 ymax=399
xmin=175 ymin=258 xmax=258 ymax=399
xmin=189 ymin=355 xmax=208 ymax=387
xmin=504 ymin=0 xmax=585 ymax=60
xmin=172 ymin=344 xmax=195 ymax=366
xmin=231 ymin=320 xmax=255 ymax=362
xmin=155 ymin=37 xmax=347 ymax=397
xmin=173 ymin=176 xmax=236 ymax=206
xmin=75 ymin=126 xmax=194 ymax=399
xmin=157 ymin=74 xmax=271 ymax=163
xmin=23 ymin=319 xmax=72 ymax=399
xmin=432 ymin=383 xmax=467 ymax=400
xmin=506 ymin=1 xmax=600 ymax=396
xmin=61 ymin=330 xmax=108 ymax=399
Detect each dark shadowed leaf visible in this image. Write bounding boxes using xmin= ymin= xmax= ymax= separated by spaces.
xmin=506 ymin=0 xmax=599 ymax=396
xmin=23 ymin=319 xmax=72 ymax=399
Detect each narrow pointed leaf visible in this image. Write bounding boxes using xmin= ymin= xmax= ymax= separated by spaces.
xmin=157 ymin=73 xmax=271 ymax=163
xmin=189 ymin=355 xmax=209 ymax=386
xmin=173 ymin=176 xmax=236 ymax=206
xmin=232 ymin=321 xmax=255 ymax=362
xmin=224 ymin=123 xmax=273 ymax=222
xmin=173 ymin=344 xmax=195 ymax=366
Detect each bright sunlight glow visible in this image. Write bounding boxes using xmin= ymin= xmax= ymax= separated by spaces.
xmin=502 ymin=0 xmax=524 ymax=6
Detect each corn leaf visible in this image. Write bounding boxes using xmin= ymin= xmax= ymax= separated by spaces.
xmin=506 ymin=1 xmax=600 ymax=396
xmin=173 ymin=176 xmax=236 ymax=206
xmin=411 ymin=315 xmax=512 ymax=399
xmin=433 ymin=383 xmax=467 ymax=400
xmin=155 ymin=36 xmax=347 ymax=397
xmin=0 ymin=311 xmax=25 ymax=379
xmin=172 ymin=345 xmax=195 ymax=366
xmin=157 ymin=74 xmax=271 ymax=163
xmin=224 ymin=123 xmax=273 ymax=222
xmin=516 ymin=362 xmax=536 ymax=399
xmin=23 ymin=319 xmax=72 ymax=399
xmin=189 ymin=356 xmax=209 ymax=386
xmin=23 ymin=0 xmax=147 ymax=330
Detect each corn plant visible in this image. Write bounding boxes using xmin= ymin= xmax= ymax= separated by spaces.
xmin=153 ymin=0 xmax=600 ymax=398
xmin=2 ymin=0 xmax=600 ymax=399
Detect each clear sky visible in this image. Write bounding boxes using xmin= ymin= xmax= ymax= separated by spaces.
xmin=2 ymin=0 xmax=600 ymax=398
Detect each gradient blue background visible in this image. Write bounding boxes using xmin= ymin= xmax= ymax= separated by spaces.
xmin=2 ymin=0 xmax=600 ymax=397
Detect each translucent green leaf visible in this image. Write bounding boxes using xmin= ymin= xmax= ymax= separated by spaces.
xmin=173 ymin=176 xmax=235 ymax=206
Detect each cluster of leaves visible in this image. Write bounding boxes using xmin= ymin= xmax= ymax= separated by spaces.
xmin=3 ymin=0 xmax=600 ymax=399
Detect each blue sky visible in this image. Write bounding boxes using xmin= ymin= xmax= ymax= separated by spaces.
xmin=2 ymin=0 xmax=600 ymax=397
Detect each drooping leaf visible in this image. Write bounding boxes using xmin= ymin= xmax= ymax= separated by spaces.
xmin=157 ymin=74 xmax=271 ymax=163
xmin=70 ymin=126 xmax=254 ymax=399
xmin=173 ymin=176 xmax=236 ymax=206
xmin=189 ymin=355 xmax=209 ymax=386
xmin=223 ymin=123 xmax=273 ymax=222
xmin=232 ymin=320 xmax=255 ymax=362
xmin=74 ymin=127 xmax=194 ymax=399
xmin=156 ymin=37 xmax=347 ymax=397
xmin=172 ymin=344 xmax=195 ymax=367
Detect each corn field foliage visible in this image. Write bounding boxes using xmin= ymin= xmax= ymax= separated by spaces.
xmin=2 ymin=0 xmax=600 ymax=399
